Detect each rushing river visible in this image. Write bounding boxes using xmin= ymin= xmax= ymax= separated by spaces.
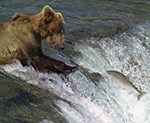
xmin=0 ymin=0 xmax=150 ymax=123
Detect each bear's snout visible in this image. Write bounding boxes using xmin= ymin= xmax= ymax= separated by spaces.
xmin=58 ymin=44 xmax=65 ymax=50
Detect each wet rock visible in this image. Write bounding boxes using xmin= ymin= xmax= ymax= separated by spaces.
xmin=0 ymin=74 xmax=68 ymax=123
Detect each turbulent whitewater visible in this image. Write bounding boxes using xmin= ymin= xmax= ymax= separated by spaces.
xmin=1 ymin=22 xmax=150 ymax=123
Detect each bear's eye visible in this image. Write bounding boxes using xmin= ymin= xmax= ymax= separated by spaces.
xmin=56 ymin=27 xmax=64 ymax=34
xmin=57 ymin=28 xmax=61 ymax=33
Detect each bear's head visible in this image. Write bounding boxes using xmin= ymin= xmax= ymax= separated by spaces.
xmin=37 ymin=5 xmax=65 ymax=49
xmin=12 ymin=5 xmax=65 ymax=49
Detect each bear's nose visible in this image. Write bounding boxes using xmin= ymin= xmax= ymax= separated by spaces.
xmin=59 ymin=44 xmax=65 ymax=51
xmin=60 ymin=47 xmax=64 ymax=50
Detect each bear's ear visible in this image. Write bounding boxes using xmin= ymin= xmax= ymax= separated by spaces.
xmin=57 ymin=12 xmax=65 ymax=23
xmin=11 ymin=13 xmax=21 ymax=21
xmin=42 ymin=5 xmax=55 ymax=16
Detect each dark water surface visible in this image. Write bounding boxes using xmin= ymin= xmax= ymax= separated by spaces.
xmin=0 ymin=0 xmax=150 ymax=39
xmin=0 ymin=0 xmax=150 ymax=123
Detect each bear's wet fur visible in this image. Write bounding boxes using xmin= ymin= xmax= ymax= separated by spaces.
xmin=0 ymin=5 xmax=78 ymax=74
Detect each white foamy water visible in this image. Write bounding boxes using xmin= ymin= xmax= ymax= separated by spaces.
xmin=0 ymin=22 xmax=150 ymax=123
xmin=74 ymin=22 xmax=150 ymax=123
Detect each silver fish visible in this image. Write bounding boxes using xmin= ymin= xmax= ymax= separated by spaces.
xmin=107 ymin=70 xmax=146 ymax=100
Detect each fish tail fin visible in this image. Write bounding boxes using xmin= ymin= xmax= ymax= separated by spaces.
xmin=138 ymin=92 xmax=147 ymax=101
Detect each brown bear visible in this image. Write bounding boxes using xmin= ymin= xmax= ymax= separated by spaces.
xmin=0 ymin=5 xmax=78 ymax=74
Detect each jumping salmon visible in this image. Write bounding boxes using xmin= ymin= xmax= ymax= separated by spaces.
xmin=107 ymin=70 xmax=146 ymax=100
